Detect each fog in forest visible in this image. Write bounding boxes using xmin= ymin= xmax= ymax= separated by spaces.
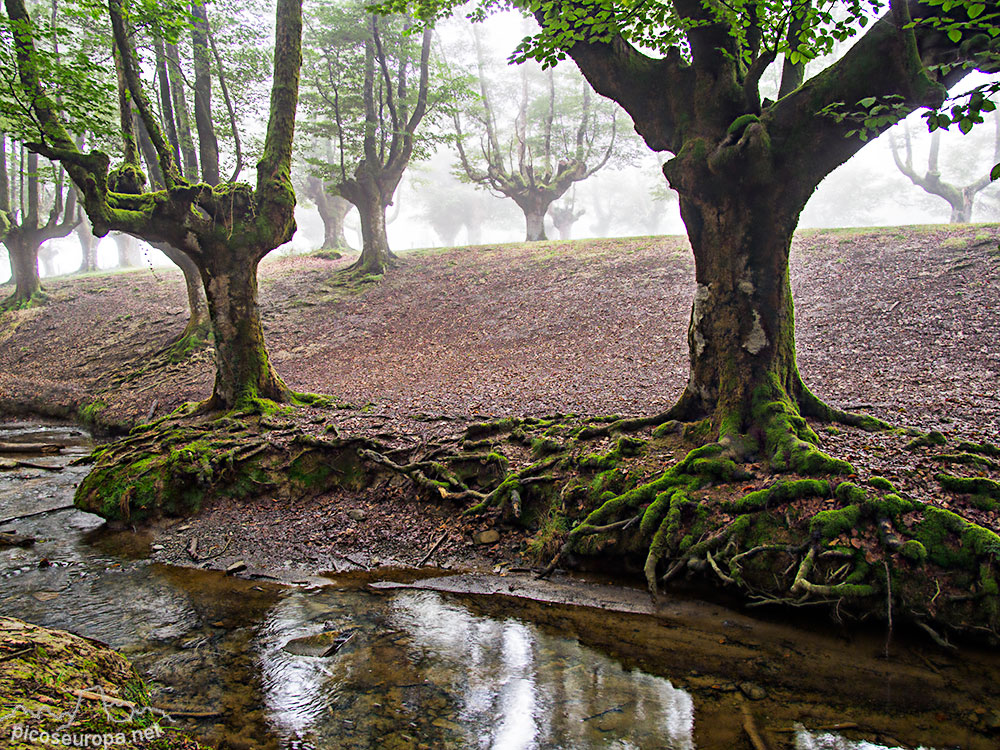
xmin=3 ymin=7 xmax=998 ymax=285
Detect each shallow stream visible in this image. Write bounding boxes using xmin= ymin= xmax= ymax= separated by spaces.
xmin=1 ymin=421 xmax=998 ymax=749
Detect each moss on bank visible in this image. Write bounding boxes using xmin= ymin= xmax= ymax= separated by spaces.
xmin=0 ymin=617 xmax=206 ymax=749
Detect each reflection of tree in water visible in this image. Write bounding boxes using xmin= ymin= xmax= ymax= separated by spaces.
xmin=795 ymin=731 xmax=896 ymax=750
xmin=387 ymin=591 xmax=695 ymax=749
xmin=256 ymin=589 xmax=694 ymax=748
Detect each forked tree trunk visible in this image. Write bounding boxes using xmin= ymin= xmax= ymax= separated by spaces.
xmin=200 ymin=247 xmax=288 ymax=408
xmin=950 ymin=194 xmax=974 ymax=223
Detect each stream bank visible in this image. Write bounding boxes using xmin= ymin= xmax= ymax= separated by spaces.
xmin=2 ymin=421 xmax=1000 ymax=750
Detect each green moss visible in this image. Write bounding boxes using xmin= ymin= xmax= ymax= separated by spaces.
xmin=956 ymin=440 xmax=1000 ymax=458
xmin=729 ymin=478 xmax=830 ymax=513
xmin=937 ymin=473 xmax=1000 ymax=500
xmin=78 ymin=400 xmax=107 ymax=428
xmin=835 ymin=482 xmax=867 ymax=505
xmin=906 ymin=430 xmax=947 ymax=450
xmin=900 ymin=539 xmax=928 ymax=563
xmin=530 ymin=437 xmax=562 ymax=457
xmin=465 ymin=418 xmax=520 ymax=440
xmin=810 ymin=504 xmax=861 ymax=539
xmin=867 ymin=476 xmax=898 ymax=493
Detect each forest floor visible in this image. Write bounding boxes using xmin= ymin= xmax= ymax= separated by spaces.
xmin=0 ymin=225 xmax=998 ymax=585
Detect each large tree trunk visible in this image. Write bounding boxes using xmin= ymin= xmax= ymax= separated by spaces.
xmin=348 ymin=186 xmax=393 ymax=274
xmin=2 ymin=232 xmax=42 ymax=306
xmin=523 ymin=206 xmax=548 ymax=242
xmin=200 ymin=248 xmax=288 ymax=408
xmin=950 ymin=193 xmax=975 ymax=223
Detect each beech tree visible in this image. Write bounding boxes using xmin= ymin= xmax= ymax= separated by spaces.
xmin=890 ymin=115 xmax=1000 ymax=222
xmin=401 ymin=0 xmax=1000 ymax=451
xmin=300 ymin=1 xmax=443 ymax=274
xmin=384 ymin=0 xmax=1000 ymax=593
xmin=452 ymin=26 xmax=619 ymax=241
xmin=0 ymin=135 xmax=78 ymax=309
xmin=3 ymin=0 xmax=308 ymax=410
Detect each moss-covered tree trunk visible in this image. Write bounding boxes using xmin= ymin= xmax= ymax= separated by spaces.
xmin=200 ymin=246 xmax=289 ymax=408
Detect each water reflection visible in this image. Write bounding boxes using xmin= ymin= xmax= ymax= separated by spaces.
xmin=259 ymin=588 xmax=695 ymax=748
xmin=796 ymin=732 xmax=932 ymax=750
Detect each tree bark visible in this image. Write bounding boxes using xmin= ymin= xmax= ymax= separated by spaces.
xmin=308 ymin=176 xmax=351 ymax=249
xmin=524 ymin=208 xmax=547 ymax=241
xmin=165 ymin=42 xmax=199 ymax=179
xmin=200 ymin=249 xmax=288 ymax=408
xmin=347 ymin=183 xmax=393 ymax=273
xmin=3 ymin=233 xmax=42 ymax=304
xmin=191 ymin=0 xmax=220 ymax=185
xmin=75 ymin=215 xmax=99 ymax=273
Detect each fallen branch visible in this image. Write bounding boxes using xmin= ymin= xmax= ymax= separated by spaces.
xmin=0 ymin=504 xmax=76 ymax=528
xmin=418 ymin=531 xmax=449 ymax=567
xmin=0 ymin=442 xmax=64 ymax=454
xmin=739 ymin=697 xmax=770 ymax=750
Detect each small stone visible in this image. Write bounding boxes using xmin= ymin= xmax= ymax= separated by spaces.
xmin=739 ymin=682 xmax=767 ymax=701
xmin=151 ymin=544 xmax=165 ymax=551
xmin=226 ymin=560 xmax=247 ymax=575
xmin=347 ymin=509 xmax=367 ymax=522
xmin=473 ymin=529 xmax=500 ymax=545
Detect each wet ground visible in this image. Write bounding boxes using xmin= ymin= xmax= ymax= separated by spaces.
xmin=1 ymin=422 xmax=999 ymax=749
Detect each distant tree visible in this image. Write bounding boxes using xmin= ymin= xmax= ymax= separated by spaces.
xmin=0 ymin=135 xmax=78 ymax=309
xmin=549 ymin=192 xmax=584 ymax=239
xmin=300 ymin=1 xmax=448 ymax=274
xmin=3 ymin=0 xmax=310 ymax=410
xmin=890 ymin=115 xmax=1000 ymax=223
xmin=451 ymin=26 xmax=619 ymax=241
xmin=302 ymin=171 xmax=354 ymax=252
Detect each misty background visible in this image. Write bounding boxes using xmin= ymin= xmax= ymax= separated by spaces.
xmin=3 ymin=8 xmax=998 ymax=284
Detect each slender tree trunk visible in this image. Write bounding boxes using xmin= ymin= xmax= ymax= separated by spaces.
xmin=200 ymin=247 xmax=288 ymax=408
xmin=465 ymin=222 xmax=482 ymax=245
xmin=154 ymin=242 xmax=211 ymax=340
xmin=166 ymin=42 xmax=199 ymax=179
xmin=191 ymin=1 xmax=220 ymax=185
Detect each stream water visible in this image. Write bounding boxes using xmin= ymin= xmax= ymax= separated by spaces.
xmin=1 ymin=421 xmax=998 ymax=750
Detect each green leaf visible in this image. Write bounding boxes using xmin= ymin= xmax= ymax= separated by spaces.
xmin=858 ymin=97 xmax=877 ymax=109
xmin=948 ymin=28 xmax=962 ymax=42
xmin=990 ymin=162 xmax=1000 ymax=181
xmin=969 ymin=3 xmax=986 ymax=18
